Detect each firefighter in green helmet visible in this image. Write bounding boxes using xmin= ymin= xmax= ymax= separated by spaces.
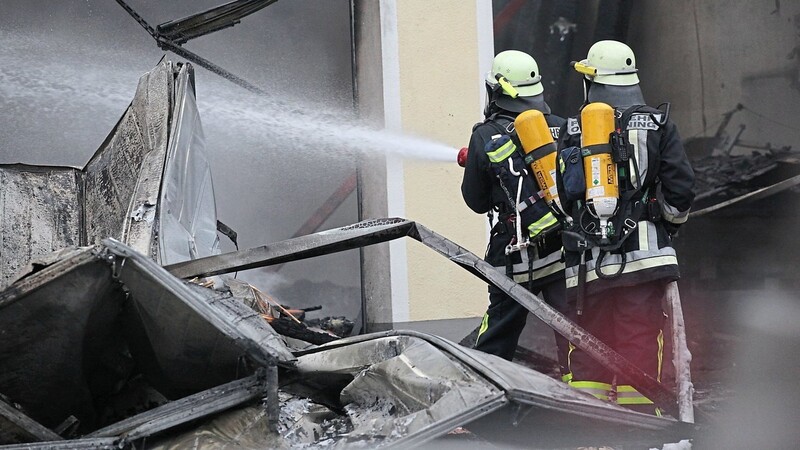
xmin=556 ymin=40 xmax=695 ymax=414
xmin=461 ymin=50 xmax=571 ymax=379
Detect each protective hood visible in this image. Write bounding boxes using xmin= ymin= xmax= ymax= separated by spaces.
xmin=495 ymin=92 xmax=552 ymax=114
xmin=586 ymin=83 xmax=646 ymax=109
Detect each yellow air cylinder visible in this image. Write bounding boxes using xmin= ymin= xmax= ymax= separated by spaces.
xmin=515 ymin=110 xmax=561 ymax=210
xmin=580 ymin=102 xmax=618 ymax=225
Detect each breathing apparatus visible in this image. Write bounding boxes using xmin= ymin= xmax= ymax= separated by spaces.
xmin=579 ymin=102 xmax=619 ymax=244
xmin=514 ymin=110 xmax=566 ymax=217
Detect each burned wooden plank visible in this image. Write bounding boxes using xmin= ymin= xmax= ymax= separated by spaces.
xmin=0 ymin=437 xmax=118 ymax=449
xmin=0 ymin=396 xmax=62 ymax=444
xmin=664 ymin=282 xmax=694 ymax=423
xmin=87 ymin=372 xmax=267 ymax=441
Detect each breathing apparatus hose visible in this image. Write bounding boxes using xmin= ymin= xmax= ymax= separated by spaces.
xmin=595 ymin=248 xmax=626 ymax=279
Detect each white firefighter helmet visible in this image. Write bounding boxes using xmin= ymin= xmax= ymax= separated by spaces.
xmin=485 ymin=50 xmax=545 ymax=113
xmin=574 ymin=40 xmax=639 ymax=86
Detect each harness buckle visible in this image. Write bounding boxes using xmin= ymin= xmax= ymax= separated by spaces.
xmin=505 ymin=239 xmax=531 ymax=255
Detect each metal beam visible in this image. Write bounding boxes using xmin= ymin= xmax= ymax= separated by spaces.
xmin=156 ymin=0 xmax=280 ymax=44
xmin=164 ymin=218 xmax=415 ymax=279
xmin=163 ymin=218 xmax=696 ymax=419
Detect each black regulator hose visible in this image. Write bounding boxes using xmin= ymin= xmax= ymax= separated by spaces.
xmin=595 ymin=249 xmax=626 ymax=279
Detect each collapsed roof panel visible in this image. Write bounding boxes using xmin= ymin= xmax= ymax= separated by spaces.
xmin=0 ymin=235 xmax=692 ymax=448
xmin=0 ymin=59 xmax=219 ymax=282
xmin=288 ymin=331 xmax=689 ymax=448
xmin=0 ymin=165 xmax=82 ymax=290
xmin=82 ymin=59 xmax=172 ymax=256
xmin=0 ymin=246 xmax=126 ymax=431
xmin=0 ymin=239 xmax=293 ymax=440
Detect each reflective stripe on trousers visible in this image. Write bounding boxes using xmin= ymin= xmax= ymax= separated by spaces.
xmin=568 ymin=380 xmax=612 ymax=401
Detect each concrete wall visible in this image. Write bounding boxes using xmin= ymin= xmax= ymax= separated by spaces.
xmin=356 ymin=0 xmax=495 ymax=324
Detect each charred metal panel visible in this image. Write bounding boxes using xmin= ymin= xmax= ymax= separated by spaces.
xmin=286 ymin=330 xmax=688 ymax=448
xmin=284 ymin=333 xmax=505 ymax=448
xmin=0 ymin=247 xmax=126 ymax=431
xmin=158 ymin=65 xmax=219 ymax=265
xmin=102 ymin=238 xmax=294 ymax=399
xmin=0 ymin=165 xmax=81 ymax=289
xmin=83 ymin=60 xmax=172 ymax=257
xmin=0 ymin=238 xmax=293 ymax=442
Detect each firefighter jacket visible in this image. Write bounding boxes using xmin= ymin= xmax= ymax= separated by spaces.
xmin=461 ymin=110 xmax=566 ymax=290
xmin=557 ymin=106 xmax=695 ymax=295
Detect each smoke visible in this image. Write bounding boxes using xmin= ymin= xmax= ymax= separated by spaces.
xmin=0 ymin=0 xmax=458 ymax=328
xmin=0 ymin=30 xmax=149 ymax=166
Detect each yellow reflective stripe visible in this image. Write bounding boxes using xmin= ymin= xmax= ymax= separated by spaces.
xmin=475 ymin=313 xmax=490 ymax=345
xmin=561 ymin=372 xmax=573 ymax=383
xmin=657 ymin=329 xmax=664 ymax=382
xmin=617 ymin=385 xmax=654 ymax=405
xmin=569 ymin=380 xmax=612 ymax=400
xmin=617 ymin=397 xmax=655 ymax=405
xmin=570 ymin=381 xmax=612 ymax=390
xmin=527 ymin=212 xmax=558 ymax=237
xmin=486 ymin=139 xmax=516 ymax=163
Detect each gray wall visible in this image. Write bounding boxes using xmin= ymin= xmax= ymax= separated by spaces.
xmin=628 ymin=0 xmax=800 ymax=152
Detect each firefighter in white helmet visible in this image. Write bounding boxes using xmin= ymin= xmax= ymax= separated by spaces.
xmin=461 ymin=50 xmax=571 ymax=378
xmin=556 ymin=40 xmax=695 ymax=414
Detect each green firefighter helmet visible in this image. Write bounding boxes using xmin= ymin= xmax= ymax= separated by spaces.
xmin=575 ymin=40 xmax=639 ymax=86
xmin=486 ymin=50 xmax=544 ymax=113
